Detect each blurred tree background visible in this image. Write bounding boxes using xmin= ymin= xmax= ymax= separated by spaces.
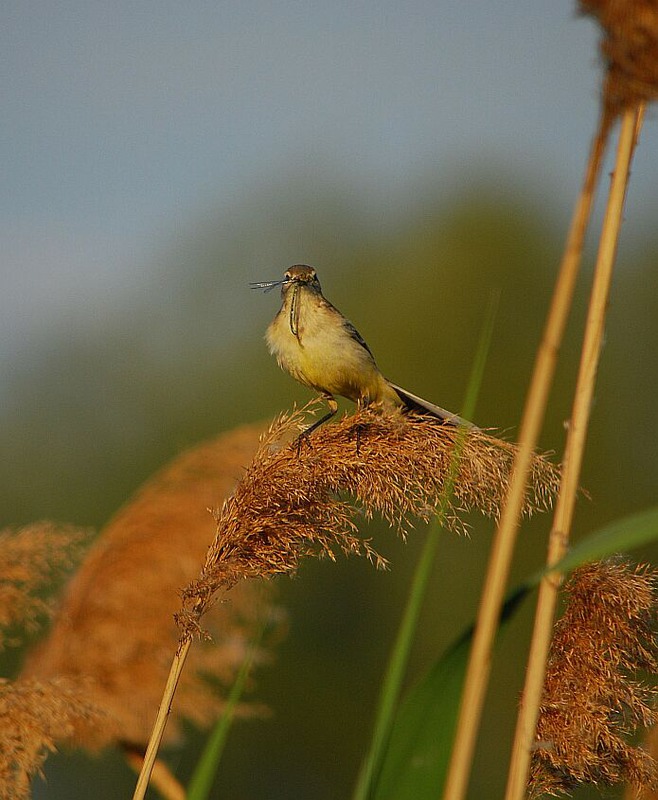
xmin=2 ymin=170 xmax=658 ymax=798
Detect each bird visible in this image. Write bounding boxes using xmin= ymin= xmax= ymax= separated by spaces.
xmin=251 ymin=264 xmax=471 ymax=435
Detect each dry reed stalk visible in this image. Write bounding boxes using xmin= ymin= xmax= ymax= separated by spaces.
xmin=133 ymin=404 xmax=560 ymax=799
xmin=22 ymin=423 xmax=272 ymax=752
xmin=441 ymin=111 xmax=611 ymax=800
xmin=505 ymin=103 xmax=645 ymax=800
xmin=509 ymin=0 xmax=658 ymax=791
xmin=124 ymin=747 xmax=186 ymax=800
xmin=528 ymin=561 xmax=658 ymax=798
xmin=563 ymin=6 xmax=658 ymax=795
xmin=133 ymin=637 xmax=194 ymax=800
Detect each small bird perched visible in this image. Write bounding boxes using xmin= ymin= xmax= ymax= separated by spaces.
xmin=252 ymin=265 xmax=470 ymax=433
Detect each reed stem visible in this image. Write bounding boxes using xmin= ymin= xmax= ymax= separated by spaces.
xmin=504 ymin=103 xmax=644 ymax=800
xmin=132 ymin=636 xmax=193 ymax=800
xmin=442 ymin=109 xmax=611 ymax=800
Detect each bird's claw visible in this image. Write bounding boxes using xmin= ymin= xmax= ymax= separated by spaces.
xmin=349 ymin=421 xmax=369 ymax=456
xmin=293 ymin=430 xmax=313 ymax=458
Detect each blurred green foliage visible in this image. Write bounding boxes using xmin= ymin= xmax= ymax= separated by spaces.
xmin=3 ymin=171 xmax=657 ymax=799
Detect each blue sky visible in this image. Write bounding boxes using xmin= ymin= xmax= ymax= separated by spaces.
xmin=2 ymin=1 xmax=657 ymax=372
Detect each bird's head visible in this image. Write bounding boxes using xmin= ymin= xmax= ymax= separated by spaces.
xmin=251 ymin=264 xmax=322 ymax=296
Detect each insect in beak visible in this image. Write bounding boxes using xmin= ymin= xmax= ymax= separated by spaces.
xmin=250 ymin=279 xmax=285 ymax=293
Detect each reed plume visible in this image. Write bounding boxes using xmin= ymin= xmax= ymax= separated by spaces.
xmin=580 ymin=0 xmax=658 ymax=114
xmin=178 ymin=405 xmax=560 ymax=636
xmin=0 ymin=523 xmax=101 ymax=800
xmin=0 ymin=523 xmax=89 ymax=650
xmin=21 ymin=423 xmax=275 ymax=751
xmin=0 ymin=677 xmax=105 ymax=800
xmin=528 ymin=560 xmax=658 ymax=797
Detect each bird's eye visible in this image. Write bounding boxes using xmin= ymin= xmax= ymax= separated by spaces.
xmin=284 ymin=271 xmax=292 ymax=281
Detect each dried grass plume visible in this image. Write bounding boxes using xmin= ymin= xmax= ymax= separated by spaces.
xmin=179 ymin=405 xmax=560 ymax=635
xmin=0 ymin=523 xmax=88 ymax=650
xmin=580 ymin=0 xmax=658 ymax=113
xmin=21 ymin=423 xmax=274 ymax=750
xmin=0 ymin=525 xmax=100 ymax=800
xmin=529 ymin=560 xmax=658 ymax=797
xmin=0 ymin=677 xmax=106 ymax=800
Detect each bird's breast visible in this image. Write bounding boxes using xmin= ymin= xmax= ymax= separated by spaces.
xmin=265 ymin=295 xmax=383 ymax=403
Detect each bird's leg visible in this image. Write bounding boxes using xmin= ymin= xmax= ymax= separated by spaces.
xmin=293 ymin=395 xmax=339 ymax=455
xmin=350 ymin=396 xmax=372 ymax=456
xmin=305 ymin=395 xmax=339 ymax=436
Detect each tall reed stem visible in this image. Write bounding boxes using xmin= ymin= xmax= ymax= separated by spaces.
xmin=442 ymin=110 xmax=611 ymax=800
xmin=132 ymin=636 xmax=193 ymax=800
xmin=504 ymin=103 xmax=644 ymax=800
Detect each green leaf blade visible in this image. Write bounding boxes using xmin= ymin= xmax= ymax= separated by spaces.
xmin=372 ymin=588 xmax=528 ymax=799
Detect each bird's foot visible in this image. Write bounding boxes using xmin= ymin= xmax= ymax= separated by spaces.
xmin=349 ymin=421 xmax=369 ymax=457
xmin=292 ymin=429 xmax=313 ymax=458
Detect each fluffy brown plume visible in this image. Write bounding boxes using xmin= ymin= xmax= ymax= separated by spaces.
xmin=0 ymin=525 xmax=100 ymax=800
xmin=580 ymin=0 xmax=658 ymax=113
xmin=0 ymin=677 xmax=105 ymax=800
xmin=628 ymin=723 xmax=658 ymax=800
xmin=529 ymin=560 xmax=658 ymax=797
xmin=0 ymin=523 xmax=88 ymax=650
xmin=179 ymin=405 xmax=560 ymax=634
xmin=21 ymin=422 xmax=274 ymax=750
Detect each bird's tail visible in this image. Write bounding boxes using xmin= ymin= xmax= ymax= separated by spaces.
xmin=387 ymin=381 xmax=474 ymax=428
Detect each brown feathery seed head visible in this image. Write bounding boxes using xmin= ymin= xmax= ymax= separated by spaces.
xmin=528 ymin=560 xmax=658 ymax=797
xmin=22 ymin=423 xmax=277 ymax=750
xmin=580 ymin=0 xmax=658 ymax=113
xmin=0 ymin=677 xmax=107 ymax=800
xmin=178 ymin=404 xmax=560 ymax=635
xmin=0 ymin=523 xmax=89 ymax=651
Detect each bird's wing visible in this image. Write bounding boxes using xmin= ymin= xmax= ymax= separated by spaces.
xmin=343 ymin=318 xmax=375 ymax=357
xmin=321 ymin=297 xmax=376 ymax=358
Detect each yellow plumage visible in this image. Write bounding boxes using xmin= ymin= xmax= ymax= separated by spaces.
xmin=266 ymin=282 xmax=396 ymax=407
xmin=256 ymin=264 xmax=469 ymax=431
